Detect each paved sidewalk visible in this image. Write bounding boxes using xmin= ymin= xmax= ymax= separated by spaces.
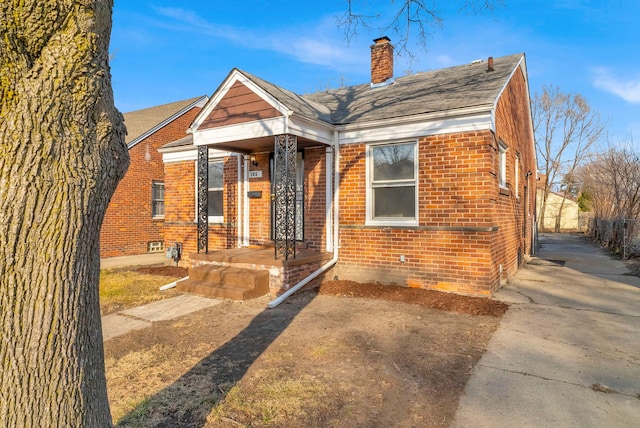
xmin=454 ymin=233 xmax=640 ymax=427
xmin=100 ymin=253 xmax=167 ymax=269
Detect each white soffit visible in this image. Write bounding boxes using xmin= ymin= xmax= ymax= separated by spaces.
xmin=163 ymin=148 xmax=230 ymax=163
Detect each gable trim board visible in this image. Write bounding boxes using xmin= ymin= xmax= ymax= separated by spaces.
xmin=127 ymin=96 xmax=209 ymax=149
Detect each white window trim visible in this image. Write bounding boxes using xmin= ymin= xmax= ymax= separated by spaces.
xmin=151 ymin=181 xmax=165 ymax=219
xmin=365 ymin=140 xmax=419 ymax=227
xmin=515 ymin=153 xmax=520 ymax=198
xmin=498 ymin=140 xmax=508 ymax=189
xmin=193 ymin=158 xmax=225 ymax=224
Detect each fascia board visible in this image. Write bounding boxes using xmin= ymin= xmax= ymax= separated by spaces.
xmin=337 ymin=111 xmax=494 ymax=145
xmin=190 ymin=69 xmax=291 ymax=133
xmin=127 ymin=95 xmax=209 ymax=149
xmin=193 ymin=117 xmax=288 ymax=146
xmin=288 ymin=116 xmax=334 ymax=145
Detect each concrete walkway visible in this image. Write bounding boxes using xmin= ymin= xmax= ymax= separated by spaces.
xmin=102 ymin=294 xmax=222 ymax=341
xmin=100 ymin=252 xmax=167 ymax=269
xmin=454 ymin=233 xmax=640 ymax=427
xmin=100 ymin=252 xmax=223 ymax=341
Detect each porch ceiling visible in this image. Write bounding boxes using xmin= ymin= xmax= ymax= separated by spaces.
xmin=201 ymin=135 xmax=327 ymax=154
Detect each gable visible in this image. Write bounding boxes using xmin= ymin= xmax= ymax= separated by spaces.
xmin=123 ymin=96 xmax=207 ymax=146
xmin=198 ymin=81 xmax=283 ymax=130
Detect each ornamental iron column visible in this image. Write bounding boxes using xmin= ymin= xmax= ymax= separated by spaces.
xmin=197 ymin=145 xmax=209 ymax=253
xmin=273 ymin=134 xmax=297 ymax=260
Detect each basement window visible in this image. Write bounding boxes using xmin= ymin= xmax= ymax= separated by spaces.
xmin=147 ymin=241 xmax=164 ymax=253
xmin=366 ymin=141 xmax=418 ymax=226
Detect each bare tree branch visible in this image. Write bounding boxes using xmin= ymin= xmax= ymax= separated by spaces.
xmin=532 ymin=85 xmax=605 ymax=231
xmin=339 ymin=0 xmax=504 ymax=57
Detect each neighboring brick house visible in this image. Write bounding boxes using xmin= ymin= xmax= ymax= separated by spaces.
xmin=100 ymin=96 xmax=208 ymax=257
xmin=160 ymin=37 xmax=536 ymax=300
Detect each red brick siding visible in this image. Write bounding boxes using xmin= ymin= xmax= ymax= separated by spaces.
xmin=335 ymin=133 xmax=499 ymax=296
xmin=332 ymin=68 xmax=536 ymax=297
xmin=492 ymin=67 xmax=537 ymax=280
xmin=246 ymin=153 xmax=272 ymax=245
xmin=163 ymin=156 xmax=239 ymax=264
xmin=163 ymin=146 xmax=330 ymax=263
xmin=302 ymin=147 xmax=327 ymax=250
xmin=100 ymin=106 xmax=201 ymax=257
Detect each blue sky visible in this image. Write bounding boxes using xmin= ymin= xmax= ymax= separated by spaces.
xmin=110 ymin=0 xmax=640 ymax=144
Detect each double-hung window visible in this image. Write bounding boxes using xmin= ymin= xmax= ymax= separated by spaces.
xmin=367 ymin=141 xmax=418 ymax=225
xmin=151 ymin=181 xmax=165 ymax=218
xmin=207 ymin=160 xmax=224 ymax=223
xmin=498 ymin=140 xmax=508 ymax=189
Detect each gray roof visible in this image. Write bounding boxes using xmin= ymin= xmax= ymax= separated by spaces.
xmin=159 ymin=134 xmax=193 ymax=152
xmin=243 ymin=53 xmax=524 ymax=126
xmin=122 ymin=96 xmax=206 ymax=144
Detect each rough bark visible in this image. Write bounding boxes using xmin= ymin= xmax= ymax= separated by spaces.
xmin=0 ymin=1 xmax=128 ymax=426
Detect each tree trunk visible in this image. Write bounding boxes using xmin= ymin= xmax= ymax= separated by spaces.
xmin=538 ymin=183 xmax=549 ymax=232
xmin=555 ymin=191 xmax=568 ymax=233
xmin=0 ymin=1 xmax=128 ymax=426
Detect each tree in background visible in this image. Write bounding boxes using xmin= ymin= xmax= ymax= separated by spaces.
xmin=579 ymin=144 xmax=640 ymax=219
xmin=0 ymin=1 xmax=128 ymax=426
xmin=532 ymin=85 xmax=604 ymax=232
xmin=339 ymin=0 xmax=505 ymax=56
xmin=578 ymin=143 xmax=640 ymax=256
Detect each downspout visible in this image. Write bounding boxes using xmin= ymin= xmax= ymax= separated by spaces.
xmin=236 ymin=153 xmax=243 ymax=247
xmin=159 ymin=276 xmax=189 ymax=290
xmin=243 ymin=155 xmax=250 ymax=247
xmin=267 ymin=130 xmax=340 ymax=308
xmin=325 ymin=145 xmax=334 ymax=253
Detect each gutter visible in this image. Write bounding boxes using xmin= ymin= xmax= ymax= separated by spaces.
xmin=267 ymin=130 xmax=340 ymax=308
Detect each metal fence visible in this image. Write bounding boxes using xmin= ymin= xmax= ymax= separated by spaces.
xmin=588 ymin=217 xmax=640 ymax=258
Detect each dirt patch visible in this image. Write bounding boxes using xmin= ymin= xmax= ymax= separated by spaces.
xmin=130 ymin=265 xmax=508 ymax=317
xmin=106 ymin=274 xmax=507 ymax=427
xmin=134 ymin=265 xmax=188 ymax=278
xmin=317 ymin=280 xmax=508 ymax=317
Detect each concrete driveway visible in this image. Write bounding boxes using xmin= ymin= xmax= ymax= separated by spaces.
xmin=454 ymin=233 xmax=640 ymax=427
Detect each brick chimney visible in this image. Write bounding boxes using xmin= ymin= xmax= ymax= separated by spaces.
xmin=371 ymin=36 xmax=394 ymax=85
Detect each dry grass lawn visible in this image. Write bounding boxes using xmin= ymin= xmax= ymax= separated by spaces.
xmin=105 ymin=287 xmax=505 ymax=427
xmin=99 ymin=269 xmax=180 ymax=315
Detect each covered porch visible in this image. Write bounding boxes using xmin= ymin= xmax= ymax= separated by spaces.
xmin=177 ymin=245 xmax=334 ymax=300
xmin=176 ymin=69 xmax=339 ymax=301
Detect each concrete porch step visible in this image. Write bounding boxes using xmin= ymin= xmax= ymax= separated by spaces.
xmin=177 ymin=265 xmax=269 ymax=301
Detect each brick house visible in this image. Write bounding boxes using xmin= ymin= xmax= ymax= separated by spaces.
xmin=100 ymin=96 xmax=207 ymax=257
xmin=160 ymin=37 xmax=536 ymax=303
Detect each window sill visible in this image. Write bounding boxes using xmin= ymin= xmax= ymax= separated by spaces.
xmin=498 ymin=187 xmax=511 ymax=196
xmin=192 ymin=218 xmax=225 ymax=224
xmin=152 ymin=216 xmax=165 ymax=220
xmin=366 ymin=219 xmax=419 ymax=228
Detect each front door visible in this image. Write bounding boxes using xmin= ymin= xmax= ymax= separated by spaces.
xmin=271 ymin=152 xmax=304 ymax=241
